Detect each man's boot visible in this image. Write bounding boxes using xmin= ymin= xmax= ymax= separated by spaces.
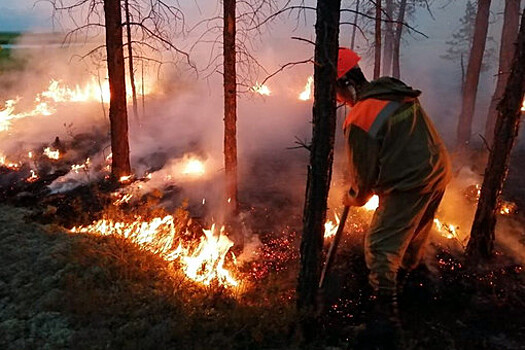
xmin=355 ymin=291 xmax=403 ymax=349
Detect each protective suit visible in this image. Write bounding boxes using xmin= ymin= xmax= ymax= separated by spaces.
xmin=343 ymin=77 xmax=451 ymax=292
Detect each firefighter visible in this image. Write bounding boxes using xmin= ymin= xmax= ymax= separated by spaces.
xmin=336 ymin=47 xmax=451 ymax=347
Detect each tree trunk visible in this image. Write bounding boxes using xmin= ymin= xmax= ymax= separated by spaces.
xmin=456 ymin=0 xmax=491 ymax=150
xmin=350 ymin=0 xmax=360 ymax=50
xmin=374 ymin=0 xmax=381 ymax=79
xmin=124 ymin=0 xmax=139 ymax=124
xmin=297 ymin=0 xmax=341 ymax=335
xmin=484 ymin=0 xmax=520 ymax=145
xmin=392 ymin=0 xmax=407 ymax=79
xmin=223 ymin=0 xmax=238 ymax=215
xmin=104 ymin=0 xmax=131 ymax=179
xmin=466 ymin=9 xmax=525 ymax=262
xmin=382 ymin=0 xmax=394 ymax=76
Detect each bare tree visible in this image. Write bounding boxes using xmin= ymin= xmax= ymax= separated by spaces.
xmin=350 ymin=0 xmax=360 ymax=50
xmin=297 ymin=0 xmax=341 ymax=336
xmin=223 ymin=0 xmax=238 ymax=215
xmin=392 ymin=0 xmax=407 ymax=79
xmin=382 ymin=0 xmax=394 ymax=76
xmin=374 ymin=0 xmax=382 ymax=79
xmin=456 ymin=0 xmax=492 ymax=150
xmin=466 ymin=9 xmax=525 ymax=262
xmin=484 ymin=0 xmax=520 ymax=145
xmin=104 ymin=0 xmax=131 ymax=178
xmin=124 ymin=0 xmax=139 ymax=124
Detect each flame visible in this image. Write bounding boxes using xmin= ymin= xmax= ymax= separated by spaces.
xmin=180 ymin=224 xmax=238 ymax=287
xmin=521 ymin=98 xmax=525 ymax=112
xmin=113 ymin=193 xmax=134 ymax=206
xmin=252 ymin=83 xmax=271 ymax=96
xmin=499 ymin=201 xmax=517 ymax=215
xmin=119 ymin=175 xmax=133 ymax=183
xmin=324 ymin=212 xmax=341 ymax=239
xmin=181 ymin=158 xmax=205 ymax=176
xmin=0 ymin=153 xmax=21 ymax=170
xmin=433 ymin=218 xmax=458 ymax=240
xmin=363 ymin=195 xmax=379 ymax=211
xmin=71 ymin=158 xmax=91 ymax=173
xmin=71 ymin=216 xmax=238 ymax=287
xmin=43 ymin=147 xmax=60 ymax=160
xmin=299 ymin=76 xmax=313 ymax=101
xmin=27 ymin=170 xmax=39 ymax=183
xmin=0 ymin=78 xmax=153 ymax=132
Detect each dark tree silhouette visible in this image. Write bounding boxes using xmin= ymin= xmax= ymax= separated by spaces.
xmin=456 ymin=0 xmax=492 ymax=150
xmin=484 ymin=0 xmax=520 ymax=145
xmin=297 ymin=0 xmax=341 ymax=337
xmin=104 ymin=0 xmax=131 ymax=179
xmin=467 ymin=9 xmax=525 ymax=262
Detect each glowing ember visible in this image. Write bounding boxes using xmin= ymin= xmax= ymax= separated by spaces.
xmin=363 ymin=195 xmax=379 ymax=211
xmin=181 ymin=224 xmax=238 ymax=286
xmin=252 ymin=83 xmax=271 ymax=96
xmin=499 ymin=201 xmax=517 ymax=216
xmin=181 ymin=158 xmax=205 ymax=176
xmin=119 ymin=175 xmax=133 ymax=183
xmin=299 ymin=76 xmax=313 ymax=101
xmin=324 ymin=213 xmax=340 ymax=239
xmin=71 ymin=216 xmax=238 ymax=287
xmin=43 ymin=147 xmax=60 ymax=160
xmin=27 ymin=170 xmax=39 ymax=183
xmin=113 ymin=193 xmax=134 ymax=206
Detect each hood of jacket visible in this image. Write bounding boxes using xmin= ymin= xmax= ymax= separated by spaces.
xmin=357 ymin=77 xmax=421 ymax=101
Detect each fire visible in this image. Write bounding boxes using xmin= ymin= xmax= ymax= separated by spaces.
xmin=41 ymin=79 xmax=111 ymax=103
xmin=181 ymin=224 xmax=238 ymax=287
xmin=324 ymin=213 xmax=340 ymax=239
xmin=71 ymin=158 xmax=91 ymax=173
xmin=299 ymin=76 xmax=313 ymax=101
xmin=71 ymin=216 xmax=238 ymax=287
xmin=252 ymin=83 xmax=271 ymax=96
xmin=119 ymin=175 xmax=133 ymax=183
xmin=521 ymin=98 xmax=525 ymax=112
xmin=499 ymin=201 xmax=517 ymax=215
xmin=27 ymin=170 xmax=39 ymax=183
xmin=181 ymin=158 xmax=205 ymax=176
xmin=0 ymin=153 xmax=21 ymax=170
xmin=43 ymin=147 xmax=60 ymax=160
xmin=363 ymin=195 xmax=379 ymax=211
xmin=0 ymin=77 xmax=153 ymax=132
xmin=113 ymin=193 xmax=134 ymax=206
xmin=433 ymin=218 xmax=458 ymax=240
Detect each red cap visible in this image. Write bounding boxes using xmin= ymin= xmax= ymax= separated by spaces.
xmin=337 ymin=47 xmax=361 ymax=79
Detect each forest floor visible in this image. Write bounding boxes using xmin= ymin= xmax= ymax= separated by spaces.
xmin=1 ymin=149 xmax=525 ymax=349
